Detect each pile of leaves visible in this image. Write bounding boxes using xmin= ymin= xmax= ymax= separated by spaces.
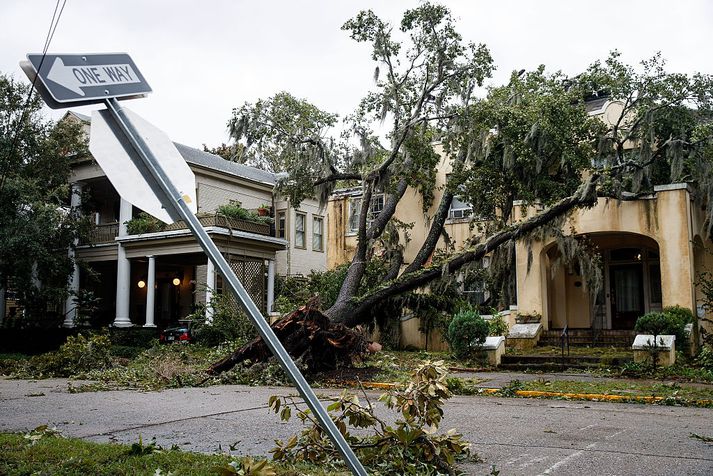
xmin=268 ymin=360 xmax=472 ymax=475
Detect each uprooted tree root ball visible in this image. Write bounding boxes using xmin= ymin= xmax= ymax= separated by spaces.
xmin=207 ymin=303 xmax=379 ymax=376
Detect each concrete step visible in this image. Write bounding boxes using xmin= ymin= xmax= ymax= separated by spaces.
xmin=500 ymin=354 xmax=633 ymax=371
xmin=539 ymin=329 xmax=636 ymax=348
xmin=538 ymin=339 xmax=634 ymax=348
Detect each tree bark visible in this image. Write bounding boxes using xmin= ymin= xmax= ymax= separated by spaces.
xmin=328 ymin=174 xmax=599 ymax=326
xmin=328 ymin=177 xmax=410 ymax=320
xmin=402 ymin=188 xmax=454 ymax=275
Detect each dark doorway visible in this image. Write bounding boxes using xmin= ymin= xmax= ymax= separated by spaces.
xmin=610 ymin=263 xmax=644 ymax=329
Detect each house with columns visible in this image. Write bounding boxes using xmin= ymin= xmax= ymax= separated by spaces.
xmin=60 ymin=111 xmax=326 ymax=329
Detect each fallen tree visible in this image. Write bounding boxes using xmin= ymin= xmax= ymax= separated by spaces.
xmin=207 ymin=4 xmax=713 ymax=371
xmin=207 ymin=301 xmax=379 ymax=375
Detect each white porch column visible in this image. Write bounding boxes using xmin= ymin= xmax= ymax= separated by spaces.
xmin=63 ymin=260 xmax=81 ymax=328
xmin=144 ymin=255 xmax=156 ymax=327
xmin=0 ymin=285 xmax=5 ymax=326
xmin=113 ymin=198 xmax=133 ymax=327
xmin=267 ymin=259 xmax=276 ymax=314
xmin=205 ymin=259 xmax=216 ymax=323
xmin=63 ymin=182 xmax=83 ymax=328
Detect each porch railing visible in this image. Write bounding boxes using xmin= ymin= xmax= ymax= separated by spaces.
xmin=82 ymin=214 xmax=272 ymax=245
xmin=83 ymin=222 xmax=120 ymax=244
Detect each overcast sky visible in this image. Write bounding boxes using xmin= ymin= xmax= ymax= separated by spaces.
xmin=2 ymin=0 xmax=712 ymax=149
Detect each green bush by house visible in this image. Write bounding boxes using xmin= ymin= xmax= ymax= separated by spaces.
xmin=447 ymin=309 xmax=489 ymax=358
xmin=635 ymin=306 xmax=692 ymax=351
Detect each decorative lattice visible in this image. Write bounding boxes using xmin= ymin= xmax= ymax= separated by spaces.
xmin=227 ymin=258 xmax=267 ymax=313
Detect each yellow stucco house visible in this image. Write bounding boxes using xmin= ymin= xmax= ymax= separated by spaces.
xmin=327 ymin=99 xmax=713 ymax=347
xmin=514 ymin=183 xmax=710 ymax=332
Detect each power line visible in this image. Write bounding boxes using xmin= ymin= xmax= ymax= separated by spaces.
xmin=0 ymin=0 xmax=68 ymax=191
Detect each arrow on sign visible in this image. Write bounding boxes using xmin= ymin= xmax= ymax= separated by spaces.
xmin=47 ymin=57 xmax=141 ymax=97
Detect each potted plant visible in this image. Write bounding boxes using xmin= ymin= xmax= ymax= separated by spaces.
xmin=257 ymin=204 xmax=271 ymax=216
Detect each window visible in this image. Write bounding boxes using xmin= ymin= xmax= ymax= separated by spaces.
xmin=347 ymin=194 xmax=384 ymax=233
xmin=277 ymin=212 xmax=286 ymax=239
xmin=446 ymin=174 xmax=473 ymax=219
xmin=463 ymin=280 xmax=487 ymax=306
xmin=294 ymin=213 xmax=306 ymax=248
xmin=312 ymin=216 xmax=324 ymax=252
xmin=369 ymin=194 xmax=384 ymax=219
xmin=348 ymin=200 xmax=361 ymax=233
xmin=448 ymin=196 xmax=474 ymax=219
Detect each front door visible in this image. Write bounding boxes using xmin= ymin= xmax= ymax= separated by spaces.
xmin=610 ymin=264 xmax=644 ymax=329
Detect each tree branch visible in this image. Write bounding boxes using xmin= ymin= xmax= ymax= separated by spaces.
xmin=313 ymin=173 xmax=362 ymax=186
xmin=334 ymin=174 xmax=600 ymax=325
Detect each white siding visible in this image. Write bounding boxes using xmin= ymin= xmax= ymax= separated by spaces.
xmin=196 ymin=174 xmax=271 ymax=213
xmin=274 ymin=198 xmax=327 ymax=276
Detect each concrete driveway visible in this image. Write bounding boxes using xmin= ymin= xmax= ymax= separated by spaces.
xmin=1 ymin=378 xmax=712 ymax=475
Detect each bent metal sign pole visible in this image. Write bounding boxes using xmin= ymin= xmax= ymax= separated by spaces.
xmin=22 ymin=53 xmax=368 ymax=476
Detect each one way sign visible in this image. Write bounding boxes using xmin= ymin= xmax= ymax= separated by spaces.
xmin=25 ymin=53 xmax=151 ymax=106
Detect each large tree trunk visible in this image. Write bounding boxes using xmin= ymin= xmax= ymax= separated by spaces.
xmin=210 ymin=175 xmax=599 ymax=372
xmin=325 ymin=175 xmax=599 ymax=326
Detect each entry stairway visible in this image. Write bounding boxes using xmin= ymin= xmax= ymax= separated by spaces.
xmin=537 ymin=329 xmax=637 ymax=347
xmin=500 ymin=329 xmax=636 ymax=370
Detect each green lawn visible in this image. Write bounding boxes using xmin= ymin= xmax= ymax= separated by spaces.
xmin=0 ymin=430 xmax=344 ymax=476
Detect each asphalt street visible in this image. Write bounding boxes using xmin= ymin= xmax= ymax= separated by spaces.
xmin=1 ymin=378 xmax=712 ymax=475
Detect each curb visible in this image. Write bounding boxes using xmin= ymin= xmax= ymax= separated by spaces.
xmin=512 ymin=389 xmax=662 ymax=403
xmin=345 ymin=382 xmax=712 ymax=406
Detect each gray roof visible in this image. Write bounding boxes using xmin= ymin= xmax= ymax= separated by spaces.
xmin=585 ymin=97 xmax=608 ymax=113
xmin=64 ymin=110 xmax=91 ymax=122
xmin=67 ymin=109 xmax=275 ymax=186
xmin=173 ymin=142 xmax=275 ymax=186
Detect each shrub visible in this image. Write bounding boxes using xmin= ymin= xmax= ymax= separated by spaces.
xmin=447 ymin=309 xmax=489 ymax=358
xmin=217 ymin=201 xmax=252 ymax=221
xmin=635 ymin=311 xmax=687 ymax=349
xmin=488 ymin=314 xmax=509 ymax=337
xmin=216 ymin=200 xmax=272 ymax=224
xmin=698 ymin=346 xmax=713 ymax=371
xmin=189 ymin=293 xmax=257 ymax=347
xmin=269 ymin=360 xmax=471 ymax=474
xmin=124 ymin=212 xmax=166 ymax=235
xmin=108 ymin=327 xmax=157 ymax=348
xmin=274 ymin=261 xmax=389 ymax=315
xmin=663 ymin=305 xmax=694 ymax=325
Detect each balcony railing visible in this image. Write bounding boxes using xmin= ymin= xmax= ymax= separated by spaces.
xmin=165 ymin=215 xmax=272 ymax=236
xmin=82 ymin=214 xmax=272 ymax=245
xmin=84 ymin=222 xmax=120 ymax=244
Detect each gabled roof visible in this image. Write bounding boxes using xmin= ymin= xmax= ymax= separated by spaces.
xmin=66 ymin=111 xmax=91 ymax=122
xmin=65 ymin=109 xmax=276 ymax=187
xmin=173 ymin=143 xmax=275 ymax=186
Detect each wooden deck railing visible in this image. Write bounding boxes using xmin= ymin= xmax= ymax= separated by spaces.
xmin=164 ymin=215 xmax=272 ymax=236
